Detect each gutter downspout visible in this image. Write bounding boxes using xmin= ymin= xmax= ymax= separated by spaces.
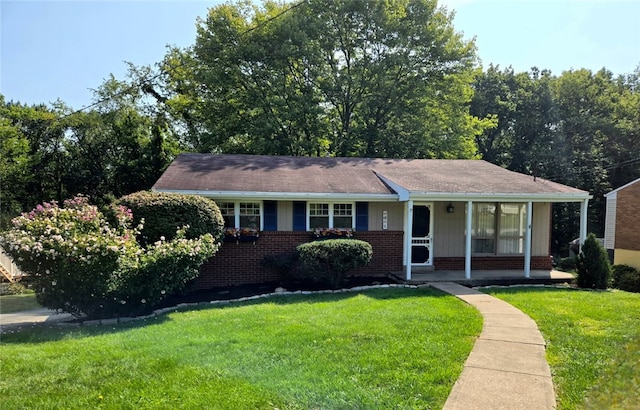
xmin=580 ymin=198 xmax=589 ymax=251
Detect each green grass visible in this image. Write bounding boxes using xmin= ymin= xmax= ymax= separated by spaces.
xmin=0 ymin=291 xmax=40 ymax=314
xmin=483 ymin=287 xmax=640 ymax=410
xmin=0 ymin=288 xmax=482 ymax=409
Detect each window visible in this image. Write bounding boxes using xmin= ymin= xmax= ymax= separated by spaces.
xmin=333 ymin=203 xmax=353 ymax=228
xmin=471 ymin=203 xmax=527 ymax=254
xmin=498 ymin=203 xmax=526 ymax=253
xmin=219 ymin=201 xmax=261 ymax=229
xmin=471 ymin=203 xmax=496 ymax=254
xmin=308 ymin=202 xmax=354 ymax=229
xmin=239 ymin=202 xmax=260 ymax=229
xmin=219 ymin=202 xmax=235 ymax=228
xmin=309 ymin=203 xmax=329 ymax=229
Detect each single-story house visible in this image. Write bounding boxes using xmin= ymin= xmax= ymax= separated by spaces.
xmin=604 ymin=177 xmax=640 ymax=269
xmin=152 ymin=154 xmax=591 ymax=289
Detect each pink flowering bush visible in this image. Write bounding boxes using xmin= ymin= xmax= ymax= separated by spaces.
xmin=0 ymin=197 xmax=220 ymax=318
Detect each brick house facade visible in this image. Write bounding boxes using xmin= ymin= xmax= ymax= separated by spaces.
xmin=605 ymin=178 xmax=640 ymax=268
xmin=154 ymin=154 xmax=590 ymax=288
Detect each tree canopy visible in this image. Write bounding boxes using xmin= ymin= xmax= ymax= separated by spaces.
xmin=159 ymin=0 xmax=492 ymax=158
xmin=1 ymin=0 xmax=639 ymax=256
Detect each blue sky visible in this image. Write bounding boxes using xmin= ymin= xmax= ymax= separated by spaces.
xmin=2 ymin=0 xmax=639 ymax=111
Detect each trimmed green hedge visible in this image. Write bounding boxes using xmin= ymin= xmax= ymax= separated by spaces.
xmin=297 ymin=239 xmax=373 ymax=289
xmin=118 ymin=191 xmax=225 ymax=246
xmin=612 ymin=264 xmax=640 ymax=293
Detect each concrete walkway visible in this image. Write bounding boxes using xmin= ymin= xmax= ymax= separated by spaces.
xmin=431 ymin=282 xmax=556 ymax=410
xmin=0 ymin=308 xmax=74 ymax=334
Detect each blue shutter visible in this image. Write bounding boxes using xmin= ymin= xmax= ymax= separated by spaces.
xmin=293 ymin=201 xmax=306 ymax=231
xmin=263 ymin=201 xmax=277 ymax=231
xmin=356 ymin=202 xmax=368 ymax=231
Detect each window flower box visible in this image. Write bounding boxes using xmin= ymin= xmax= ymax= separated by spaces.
xmin=311 ymin=228 xmax=354 ymax=240
xmin=224 ymin=227 xmax=260 ymax=243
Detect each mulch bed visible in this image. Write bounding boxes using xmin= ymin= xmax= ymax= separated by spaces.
xmin=160 ymin=275 xmax=399 ymax=307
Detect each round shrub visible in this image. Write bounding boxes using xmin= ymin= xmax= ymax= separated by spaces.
xmin=117 ymin=191 xmax=224 ymax=246
xmin=0 ymin=197 xmax=220 ymax=318
xmin=612 ymin=264 xmax=640 ymax=293
xmin=576 ymin=233 xmax=611 ymax=289
xmin=297 ymin=239 xmax=373 ymax=289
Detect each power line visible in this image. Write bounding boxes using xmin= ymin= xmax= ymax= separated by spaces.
xmin=41 ymin=0 xmax=308 ymax=127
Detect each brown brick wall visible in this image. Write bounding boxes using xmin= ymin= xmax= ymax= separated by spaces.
xmin=192 ymin=231 xmax=404 ymax=290
xmin=616 ymin=183 xmax=640 ymax=251
xmin=434 ymin=256 xmax=553 ymax=271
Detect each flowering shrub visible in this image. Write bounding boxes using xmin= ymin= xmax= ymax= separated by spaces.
xmin=117 ymin=191 xmax=225 ymax=246
xmin=0 ymin=196 xmax=220 ymax=318
xmin=311 ymin=228 xmax=354 ymax=239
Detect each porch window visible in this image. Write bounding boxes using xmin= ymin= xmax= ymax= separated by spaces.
xmin=308 ymin=202 xmax=354 ymax=229
xmin=471 ymin=203 xmax=496 ymax=254
xmin=219 ymin=201 xmax=261 ymax=229
xmin=497 ymin=203 xmax=526 ymax=253
xmin=471 ymin=202 xmax=526 ymax=254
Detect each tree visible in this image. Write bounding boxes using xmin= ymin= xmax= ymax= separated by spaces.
xmin=576 ymin=233 xmax=611 ymax=289
xmin=167 ymin=0 xmax=493 ymax=158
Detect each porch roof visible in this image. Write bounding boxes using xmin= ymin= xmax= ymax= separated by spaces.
xmin=153 ymin=154 xmax=590 ymax=201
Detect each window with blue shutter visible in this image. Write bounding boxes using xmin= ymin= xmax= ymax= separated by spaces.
xmin=263 ymin=201 xmax=277 ymax=231
xmin=356 ymin=202 xmax=368 ymax=231
xmin=293 ymin=201 xmax=307 ymax=231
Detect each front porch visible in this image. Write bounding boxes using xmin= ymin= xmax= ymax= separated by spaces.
xmin=390 ymin=268 xmax=575 ymax=287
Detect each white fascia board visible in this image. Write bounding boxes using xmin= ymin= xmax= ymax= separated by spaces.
xmin=407 ymin=192 xmax=593 ymax=203
xmin=152 ymin=189 xmax=398 ymax=202
xmin=604 ymin=177 xmax=640 ymax=197
xmin=373 ymin=172 xmax=410 ymax=201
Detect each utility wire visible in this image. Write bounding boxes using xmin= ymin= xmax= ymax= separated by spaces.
xmin=40 ymin=0 xmax=308 ymax=127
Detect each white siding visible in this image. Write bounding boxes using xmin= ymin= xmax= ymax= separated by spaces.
xmin=369 ymin=202 xmax=404 ymax=231
xmin=277 ymin=201 xmax=293 ymax=231
xmin=604 ymin=193 xmax=617 ymax=250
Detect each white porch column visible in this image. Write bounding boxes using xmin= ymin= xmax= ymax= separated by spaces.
xmin=524 ymin=201 xmax=533 ymax=278
xmin=465 ymin=201 xmax=472 ymax=279
xmin=405 ymin=200 xmax=414 ymax=281
xmin=579 ymin=198 xmax=589 ymax=251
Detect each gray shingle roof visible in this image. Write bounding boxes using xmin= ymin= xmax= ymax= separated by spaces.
xmin=152 ymin=154 xmax=588 ymax=199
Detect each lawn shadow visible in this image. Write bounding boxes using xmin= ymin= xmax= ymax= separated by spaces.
xmin=0 ymin=314 xmax=174 ymax=344
xmin=1 ymin=283 xmax=452 ymax=344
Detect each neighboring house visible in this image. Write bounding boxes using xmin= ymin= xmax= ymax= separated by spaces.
xmin=604 ymin=177 xmax=640 ymax=269
xmin=152 ymin=154 xmax=591 ymax=289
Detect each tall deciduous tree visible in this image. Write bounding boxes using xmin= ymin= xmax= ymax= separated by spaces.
xmin=471 ymin=65 xmax=640 ymax=254
xmin=176 ymin=0 xmax=492 ymax=157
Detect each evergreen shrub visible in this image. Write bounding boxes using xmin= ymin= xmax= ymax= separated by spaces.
xmin=297 ymin=239 xmax=372 ymax=289
xmin=612 ymin=264 xmax=640 ymax=293
xmin=576 ymin=233 xmax=611 ymax=289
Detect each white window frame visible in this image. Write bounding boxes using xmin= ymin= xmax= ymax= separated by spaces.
xmin=307 ymin=202 xmax=355 ymax=230
xmin=219 ymin=201 xmax=263 ymax=230
xmin=471 ymin=202 xmax=526 ymax=255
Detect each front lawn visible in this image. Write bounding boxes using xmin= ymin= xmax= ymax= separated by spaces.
xmin=484 ymin=287 xmax=640 ymax=410
xmin=0 ymin=288 xmax=482 ymax=409
xmin=0 ymin=291 xmax=40 ymax=314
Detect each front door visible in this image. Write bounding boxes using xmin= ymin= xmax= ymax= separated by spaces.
xmin=411 ymin=203 xmax=432 ymax=265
